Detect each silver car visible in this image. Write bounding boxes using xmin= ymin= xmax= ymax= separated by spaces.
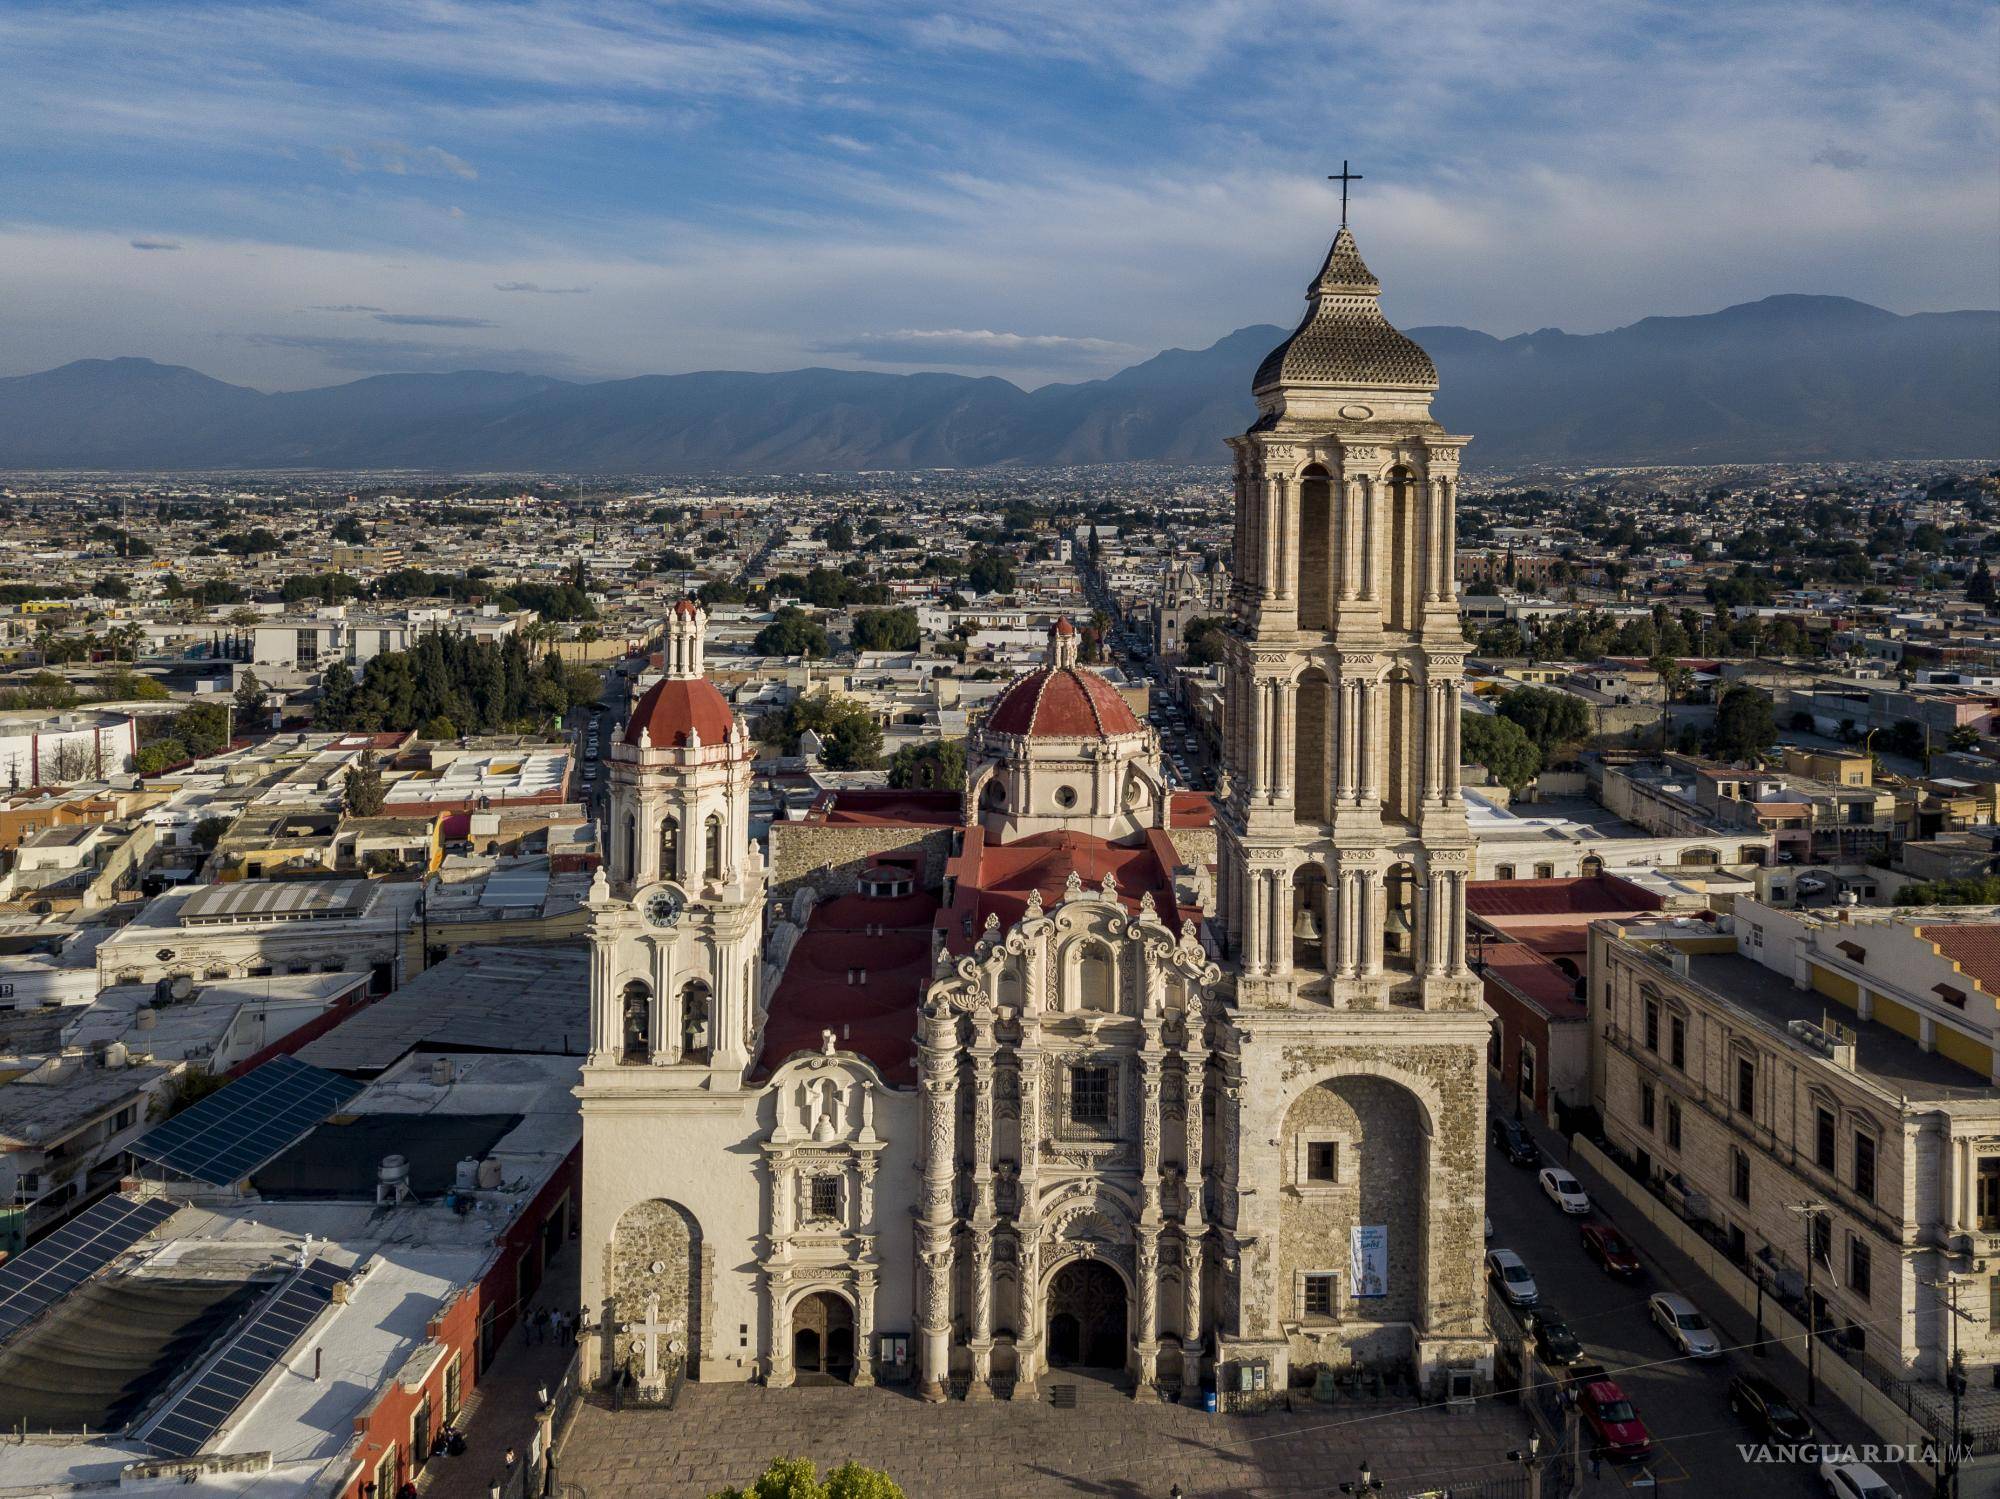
xmin=1649 ymin=1291 xmax=1720 ymax=1357
xmin=1487 ymin=1248 xmax=1539 ymax=1308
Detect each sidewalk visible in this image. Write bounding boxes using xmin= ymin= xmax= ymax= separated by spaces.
xmin=419 ymin=1245 xmax=582 ymax=1499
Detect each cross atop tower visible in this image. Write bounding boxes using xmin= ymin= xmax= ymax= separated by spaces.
xmin=1328 ymin=160 xmax=1363 ymax=225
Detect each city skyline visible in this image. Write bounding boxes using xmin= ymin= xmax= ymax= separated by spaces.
xmin=3 ymin=0 xmax=1995 ymax=390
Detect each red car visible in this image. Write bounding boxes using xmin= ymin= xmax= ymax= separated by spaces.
xmin=1578 ymin=1379 xmax=1653 ymax=1461
xmin=1580 ymin=1222 xmax=1642 ymax=1277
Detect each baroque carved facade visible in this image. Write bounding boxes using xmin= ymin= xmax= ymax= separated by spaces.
xmin=579 ymin=222 xmax=1493 ymax=1405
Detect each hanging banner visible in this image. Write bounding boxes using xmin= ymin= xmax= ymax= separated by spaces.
xmin=1350 ymin=1225 xmax=1388 ymax=1298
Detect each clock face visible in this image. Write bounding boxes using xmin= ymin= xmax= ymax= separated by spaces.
xmin=644 ymin=887 xmax=685 ymax=929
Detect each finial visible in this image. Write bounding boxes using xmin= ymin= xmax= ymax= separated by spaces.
xmin=1328 ymin=160 xmax=1363 ymax=226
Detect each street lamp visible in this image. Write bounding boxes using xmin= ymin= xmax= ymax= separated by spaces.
xmin=1338 ymin=1460 xmax=1384 ymax=1495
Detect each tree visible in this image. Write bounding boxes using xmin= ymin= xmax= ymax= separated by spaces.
xmin=1969 ymin=559 xmax=1996 ymax=605
xmin=756 ymin=608 xmax=830 ymax=658
xmin=332 ymin=515 xmax=366 ymax=544
xmin=760 ymin=689 xmax=882 ymax=769
xmin=91 ymin=574 xmax=131 ymax=599
xmin=233 ymin=670 xmax=271 ymax=726
xmin=420 ymin=714 xmax=459 ymax=742
xmin=886 ymin=739 xmax=965 ymax=790
xmin=710 ymin=1458 xmax=904 ymax=1499
xmin=965 ymin=551 xmax=1016 ymax=595
xmin=850 ymin=608 xmax=920 ymax=653
xmin=134 ymin=740 xmax=187 ymax=775
xmin=1180 ymin=616 xmax=1228 ymax=667
xmin=318 ymin=660 xmax=357 ymax=727
xmin=173 ymin=701 xmax=231 ymax=758
xmin=190 ymin=814 xmax=232 ymax=852
xmin=343 ymin=750 xmax=387 ymax=817
xmin=1710 ymin=684 xmax=1777 ymax=762
xmin=1497 ymin=686 xmax=1592 ymax=756
xmin=1460 ymin=712 xmax=1541 ymax=792
xmin=1947 ymin=724 xmax=1982 ymax=753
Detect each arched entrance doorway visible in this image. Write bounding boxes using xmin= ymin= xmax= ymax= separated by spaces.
xmin=1046 ymin=1260 xmax=1127 ymax=1370
xmin=790 ymin=1292 xmax=855 ymax=1384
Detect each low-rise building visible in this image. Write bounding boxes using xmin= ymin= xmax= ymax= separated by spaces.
xmin=1589 ymin=903 xmax=2000 ymax=1392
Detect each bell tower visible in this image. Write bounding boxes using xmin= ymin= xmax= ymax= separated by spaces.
xmin=586 ymin=599 xmax=765 ymax=1082
xmin=1215 ymin=222 xmax=1475 ymax=1010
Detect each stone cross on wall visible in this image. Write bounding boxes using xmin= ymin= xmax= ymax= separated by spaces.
xmin=633 ymin=1292 xmax=673 ymax=1386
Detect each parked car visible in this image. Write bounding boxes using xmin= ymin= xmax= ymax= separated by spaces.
xmin=1490 ymin=1116 xmax=1543 ymax=1168
xmin=1580 ymin=1222 xmax=1643 ymax=1277
xmin=1649 ymin=1291 xmax=1721 ymax=1357
xmin=1797 ymin=874 xmax=1830 ymax=895
xmin=1486 ymin=1249 xmax=1539 ymax=1307
xmin=1577 ymin=1378 xmax=1653 ymax=1461
xmin=1818 ymin=1459 xmax=1898 ymax=1499
xmin=1538 ymin=1167 xmax=1592 ymax=1214
xmin=1727 ymin=1373 xmax=1812 ymax=1442
xmin=1530 ymin=1310 xmax=1585 ymax=1367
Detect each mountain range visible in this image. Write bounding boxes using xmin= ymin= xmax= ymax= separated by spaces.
xmin=1 ymin=295 xmax=1993 ymax=472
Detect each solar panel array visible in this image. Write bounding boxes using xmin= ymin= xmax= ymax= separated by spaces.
xmin=0 ymin=1194 xmax=177 ymax=1347
xmin=129 ymin=1054 xmax=363 ymax=1186
xmin=145 ymin=1256 xmax=349 ymax=1458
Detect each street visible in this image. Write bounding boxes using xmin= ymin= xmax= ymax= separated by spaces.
xmin=1485 ymin=1114 xmax=1890 ymax=1497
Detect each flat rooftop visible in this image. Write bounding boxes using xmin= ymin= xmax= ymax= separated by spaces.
xmin=1683 ymin=949 xmax=1995 ymax=1101
xmin=179 ymin=878 xmax=376 ymax=927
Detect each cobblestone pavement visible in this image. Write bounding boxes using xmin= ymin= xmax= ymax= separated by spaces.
xmin=558 ymin=1376 xmax=1533 ymax=1498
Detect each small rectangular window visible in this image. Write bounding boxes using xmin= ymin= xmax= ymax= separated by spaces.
xmin=1735 ymin=1057 xmax=1755 ymax=1116
xmin=1644 ymin=1000 xmax=1660 ymax=1053
xmin=1640 ymin=1082 xmax=1655 ymax=1132
xmin=1665 ymin=1099 xmax=1682 ymax=1151
xmin=1304 ymin=1274 xmax=1335 ymax=1318
xmin=1848 ymin=1237 xmax=1872 ymax=1302
xmin=1732 ymin=1148 xmax=1751 ymax=1205
xmin=1669 ymin=1016 xmax=1686 ymax=1070
xmin=1069 ymin=1066 xmax=1111 ymax=1125
xmin=809 ymin=1177 xmax=840 ymax=1220
xmin=1815 ymin=1107 xmax=1837 ymax=1171
xmin=1978 ymin=1158 xmax=2000 ymax=1232
xmin=1306 ymin=1141 xmax=1338 ymax=1183
xmin=1853 ymin=1132 xmax=1876 ymax=1201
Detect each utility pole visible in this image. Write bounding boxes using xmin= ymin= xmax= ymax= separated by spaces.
xmin=1787 ymin=1200 xmax=1831 ymax=1405
xmin=1920 ymin=1272 xmax=1974 ymax=1499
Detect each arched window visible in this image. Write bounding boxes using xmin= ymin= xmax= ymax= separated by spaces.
xmin=1297 ymin=465 xmax=1333 ymax=630
xmin=1384 ymin=862 xmax=1418 ymax=969
xmin=1296 ymin=668 xmax=1331 ymax=824
xmin=658 ymin=814 xmax=680 ymax=881
xmin=1075 ymin=943 xmax=1115 ymax=1012
xmin=623 ymin=813 xmax=638 ymax=883
xmin=680 ymin=980 xmax=712 ymax=1063
xmin=704 ymin=814 xmax=724 ymax=879
xmin=621 ymin=980 xmax=653 ymax=1063
xmin=1385 ymin=465 xmax=1418 ymax=629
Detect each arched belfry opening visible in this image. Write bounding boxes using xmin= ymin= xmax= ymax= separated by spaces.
xmin=1298 ymin=465 xmax=1334 ymax=630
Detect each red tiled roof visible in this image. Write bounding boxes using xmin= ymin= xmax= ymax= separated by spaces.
xmin=1467 ymin=875 xmax=1664 ymax=919
xmin=985 ymin=665 xmax=1142 ymax=739
xmin=624 ymin=677 xmax=734 ymax=748
xmin=1480 ymin=941 xmax=1587 ymax=1019
xmin=1919 ymin=923 xmax=2000 ymax=998
xmin=803 ymin=789 xmax=963 ymax=827
xmin=939 ymin=826 xmax=1194 ymax=955
xmin=1169 ymin=791 xmax=1215 ymax=829
xmin=755 ymin=885 xmax=943 ymax=1084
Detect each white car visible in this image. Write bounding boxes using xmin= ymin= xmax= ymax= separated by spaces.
xmin=1486 ymin=1248 xmax=1538 ymax=1307
xmin=1796 ymin=874 xmax=1830 ymax=895
xmin=1818 ymin=1458 xmax=1897 ymax=1499
xmin=1649 ymin=1291 xmax=1721 ymax=1357
xmin=1538 ymin=1167 xmax=1592 ymax=1214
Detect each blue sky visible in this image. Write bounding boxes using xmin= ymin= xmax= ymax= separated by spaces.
xmin=3 ymin=0 xmax=1995 ymax=390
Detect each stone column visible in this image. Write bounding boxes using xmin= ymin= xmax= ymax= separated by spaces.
xmin=916 ymin=1005 xmax=960 ymax=1402
xmin=1135 ymin=1234 xmax=1162 ymax=1400
xmin=1012 ymin=1031 xmax=1044 ymax=1397
xmin=967 ymin=1235 xmax=995 ymax=1400
xmin=1361 ymin=476 xmax=1379 ymax=600
xmin=1336 ymin=679 xmax=1358 ymax=805
xmin=1180 ymin=1234 xmax=1206 ymax=1404
xmin=1275 ymin=679 xmax=1295 ymax=805
xmin=1181 ymin=1047 xmax=1207 ymax=1405
xmin=1361 ymin=868 xmax=1386 ymax=977
xmin=1274 ymin=475 xmax=1295 ymax=604
xmin=1447 ymin=872 xmax=1467 ymax=973
xmin=971 ymin=1015 xmax=997 ymax=1218
xmin=1265 ymin=870 xmax=1287 ymax=979
xmin=854 ymin=1268 xmax=878 ymax=1387
xmin=765 ymin=1271 xmax=794 ymax=1387
xmin=1358 ymin=681 xmax=1381 ymax=806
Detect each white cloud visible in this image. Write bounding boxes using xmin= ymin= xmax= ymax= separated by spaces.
xmin=812 ymin=328 xmax=1139 ymax=368
xmin=128 ymin=237 xmax=181 ymax=251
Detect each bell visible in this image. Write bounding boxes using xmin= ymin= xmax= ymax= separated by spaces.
xmin=1384 ymin=899 xmax=1413 ymax=954
xmin=1293 ymin=902 xmax=1323 ymax=944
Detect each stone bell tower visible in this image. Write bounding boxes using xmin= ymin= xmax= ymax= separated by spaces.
xmin=586 ymin=599 xmax=764 ymax=1082
xmin=1207 ymin=218 xmax=1493 ymax=1396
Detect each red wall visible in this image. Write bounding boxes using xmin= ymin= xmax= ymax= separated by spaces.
xmin=224 ymin=985 xmax=379 ymax=1079
xmin=338 ymin=1142 xmax=580 ymax=1499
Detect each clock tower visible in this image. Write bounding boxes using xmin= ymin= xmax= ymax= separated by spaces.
xmin=585 ymin=600 xmax=765 ymax=1082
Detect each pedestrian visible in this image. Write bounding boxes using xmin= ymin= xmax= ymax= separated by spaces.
xmin=542 ymin=1456 xmax=558 ymax=1499
xmin=488 ymin=1479 xmax=501 ymax=1499
xmin=503 ymin=1445 xmax=518 ymax=1476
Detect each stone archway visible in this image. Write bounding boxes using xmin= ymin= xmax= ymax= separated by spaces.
xmin=790 ymin=1291 xmax=855 ymax=1384
xmin=1046 ymin=1260 xmax=1127 ymax=1370
xmin=605 ymin=1199 xmax=702 ymax=1386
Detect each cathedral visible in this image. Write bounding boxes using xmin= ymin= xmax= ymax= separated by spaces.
xmin=578 ymin=223 xmax=1493 ymax=1405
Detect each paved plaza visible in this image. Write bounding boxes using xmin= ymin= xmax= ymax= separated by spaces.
xmin=557 ymin=1376 xmax=1535 ymax=1498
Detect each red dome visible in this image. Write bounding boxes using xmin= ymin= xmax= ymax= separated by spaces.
xmin=625 ymin=677 xmax=734 ymax=748
xmin=984 ymin=665 xmax=1142 ymax=739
